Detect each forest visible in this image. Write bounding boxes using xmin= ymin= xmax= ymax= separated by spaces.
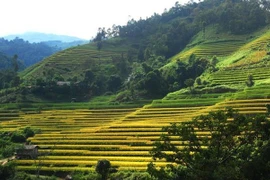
xmin=0 ymin=38 xmax=60 ymax=67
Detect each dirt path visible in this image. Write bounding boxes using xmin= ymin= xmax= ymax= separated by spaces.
xmin=0 ymin=156 xmax=15 ymax=166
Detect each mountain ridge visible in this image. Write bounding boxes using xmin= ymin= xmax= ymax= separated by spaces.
xmin=3 ymin=32 xmax=87 ymax=43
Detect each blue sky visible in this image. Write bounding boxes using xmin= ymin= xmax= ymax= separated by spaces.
xmin=0 ymin=0 xmax=189 ymax=39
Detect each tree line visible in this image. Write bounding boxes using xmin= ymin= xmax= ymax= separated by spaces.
xmin=0 ymin=37 xmax=59 ymax=67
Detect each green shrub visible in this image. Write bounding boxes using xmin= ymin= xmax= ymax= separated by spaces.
xmin=12 ymin=171 xmax=32 ymax=180
xmin=246 ymin=74 xmax=254 ymax=87
xmin=72 ymin=171 xmax=99 ymax=180
xmin=110 ymin=171 xmax=152 ymax=180
xmin=1 ymin=144 xmax=18 ymax=158
xmin=23 ymin=127 xmax=35 ymax=139
xmin=0 ymin=161 xmax=16 ymax=180
xmin=96 ymin=159 xmax=111 ymax=180
xmin=10 ymin=132 xmax=26 ymax=143
xmin=200 ymin=85 xmax=238 ymax=93
xmin=115 ymin=90 xmax=133 ymax=102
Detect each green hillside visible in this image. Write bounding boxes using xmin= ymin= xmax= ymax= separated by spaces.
xmin=1 ymin=0 xmax=270 ymax=179
xmin=4 ymin=0 xmax=266 ymax=103
xmin=21 ymin=38 xmax=130 ymax=81
xmin=158 ymin=25 xmax=270 ymax=109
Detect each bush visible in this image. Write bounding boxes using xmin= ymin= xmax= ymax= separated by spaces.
xmin=0 ymin=161 xmax=16 ymax=180
xmin=1 ymin=145 xmax=17 ymax=158
xmin=246 ymin=74 xmax=254 ymax=87
xmin=23 ymin=127 xmax=35 ymax=138
xmin=72 ymin=171 xmax=99 ymax=180
xmin=96 ymin=159 xmax=111 ymax=180
xmin=12 ymin=171 xmax=32 ymax=180
xmin=200 ymin=85 xmax=238 ymax=93
xmin=115 ymin=90 xmax=133 ymax=102
xmin=110 ymin=171 xmax=152 ymax=180
xmin=10 ymin=132 xmax=26 ymax=143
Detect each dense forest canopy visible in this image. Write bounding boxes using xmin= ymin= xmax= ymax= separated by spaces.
xmin=0 ymin=38 xmax=59 ymax=67
xmin=0 ymin=52 xmax=24 ymax=71
xmin=97 ymin=0 xmax=270 ymax=58
xmin=84 ymin=0 xmax=270 ymax=101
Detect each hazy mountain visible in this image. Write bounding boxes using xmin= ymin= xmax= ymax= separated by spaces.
xmin=42 ymin=40 xmax=88 ymax=50
xmin=3 ymin=32 xmax=87 ymax=43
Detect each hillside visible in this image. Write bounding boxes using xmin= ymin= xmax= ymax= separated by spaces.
xmin=0 ymin=38 xmax=60 ymax=67
xmin=14 ymin=0 xmax=270 ymax=103
xmin=18 ymin=25 xmax=270 ymax=103
xmin=169 ymin=25 xmax=270 ymax=66
xmin=0 ymin=0 xmax=270 ymax=103
xmin=20 ymin=38 xmax=131 ymax=82
xmin=1 ymin=0 xmax=270 ymax=179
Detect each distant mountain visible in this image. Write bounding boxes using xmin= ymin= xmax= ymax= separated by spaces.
xmin=3 ymin=32 xmax=87 ymax=43
xmin=43 ymin=40 xmax=88 ymax=50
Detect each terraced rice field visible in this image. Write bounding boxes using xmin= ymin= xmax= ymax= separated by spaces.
xmin=21 ymin=43 xmax=128 ymax=80
xmin=174 ymin=40 xmax=245 ymax=60
xmin=1 ymin=93 xmax=270 ymax=173
xmin=209 ymin=66 xmax=270 ymax=86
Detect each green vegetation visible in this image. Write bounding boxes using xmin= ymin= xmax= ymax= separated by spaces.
xmin=1 ymin=0 xmax=270 ymax=179
xmin=2 ymin=0 xmax=265 ymax=103
xmin=0 ymin=37 xmax=60 ymax=67
xmin=148 ymin=108 xmax=270 ymax=180
xmin=0 ymin=127 xmax=38 ymax=159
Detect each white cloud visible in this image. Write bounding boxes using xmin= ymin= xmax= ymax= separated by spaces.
xmin=0 ymin=0 xmax=189 ymax=39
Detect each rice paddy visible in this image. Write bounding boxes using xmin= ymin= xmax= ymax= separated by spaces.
xmin=1 ymin=89 xmax=269 ymax=174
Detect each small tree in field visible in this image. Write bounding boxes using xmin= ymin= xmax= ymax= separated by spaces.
xmin=184 ymin=78 xmax=195 ymax=92
xmin=246 ymin=73 xmax=254 ymax=87
xmin=96 ymin=159 xmax=111 ymax=180
xmin=148 ymin=108 xmax=270 ymax=180
xmin=266 ymin=104 xmax=270 ymax=115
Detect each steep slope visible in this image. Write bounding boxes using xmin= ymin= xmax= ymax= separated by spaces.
xmin=10 ymin=0 xmax=270 ymax=103
xmin=18 ymin=26 xmax=270 ymax=102
xmin=20 ymin=38 xmax=131 ymax=82
xmin=158 ymin=26 xmax=270 ymax=107
xmin=169 ymin=25 xmax=270 ymax=63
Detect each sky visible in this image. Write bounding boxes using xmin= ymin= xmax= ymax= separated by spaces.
xmin=0 ymin=0 xmax=189 ymax=40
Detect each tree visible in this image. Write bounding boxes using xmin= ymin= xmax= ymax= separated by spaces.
xmin=93 ymin=27 xmax=106 ymax=51
xmin=107 ymin=75 xmax=122 ymax=92
xmin=23 ymin=127 xmax=35 ymax=139
xmin=266 ymin=104 xmax=270 ymax=115
xmin=144 ymin=70 xmax=167 ymax=97
xmin=12 ymin=54 xmax=19 ymax=72
xmin=148 ymin=108 xmax=270 ymax=180
xmin=10 ymin=132 xmax=26 ymax=143
xmin=96 ymin=159 xmax=111 ymax=180
xmin=84 ymin=70 xmax=95 ymax=85
xmin=0 ymin=161 xmax=16 ymax=180
xmin=184 ymin=78 xmax=194 ymax=92
xmin=246 ymin=73 xmax=254 ymax=87
xmin=93 ymin=27 xmax=107 ymax=61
